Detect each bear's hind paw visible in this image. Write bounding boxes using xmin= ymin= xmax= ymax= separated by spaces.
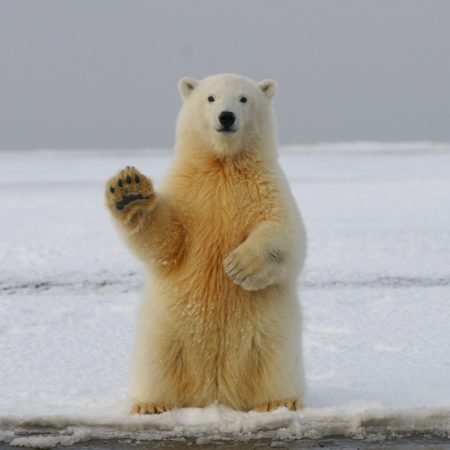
xmin=129 ymin=402 xmax=168 ymax=415
xmin=254 ymin=398 xmax=302 ymax=412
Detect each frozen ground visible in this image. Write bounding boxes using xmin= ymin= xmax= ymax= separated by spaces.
xmin=1 ymin=144 xmax=450 ymax=448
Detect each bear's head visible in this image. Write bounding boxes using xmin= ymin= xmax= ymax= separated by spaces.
xmin=176 ymin=74 xmax=277 ymax=159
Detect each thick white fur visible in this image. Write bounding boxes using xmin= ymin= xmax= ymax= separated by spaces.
xmin=106 ymin=74 xmax=307 ymax=412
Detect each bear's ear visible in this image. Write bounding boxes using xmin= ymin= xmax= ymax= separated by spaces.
xmin=178 ymin=77 xmax=199 ymax=100
xmin=258 ymin=79 xmax=277 ymax=100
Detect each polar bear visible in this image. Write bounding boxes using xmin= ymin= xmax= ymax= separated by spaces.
xmin=105 ymin=73 xmax=307 ymax=414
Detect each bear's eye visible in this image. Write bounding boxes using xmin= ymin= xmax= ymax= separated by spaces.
xmin=240 ymin=96 xmax=247 ymax=103
xmin=208 ymin=96 xmax=215 ymax=103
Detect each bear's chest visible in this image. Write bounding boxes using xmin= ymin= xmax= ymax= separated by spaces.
xmin=181 ymin=170 xmax=271 ymax=243
xmin=165 ymin=163 xmax=276 ymax=270
xmin=160 ymin=162 xmax=280 ymax=320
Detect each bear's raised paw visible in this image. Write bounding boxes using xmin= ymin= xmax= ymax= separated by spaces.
xmin=105 ymin=166 xmax=156 ymax=214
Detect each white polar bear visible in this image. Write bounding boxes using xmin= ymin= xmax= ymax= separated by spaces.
xmin=105 ymin=73 xmax=307 ymax=413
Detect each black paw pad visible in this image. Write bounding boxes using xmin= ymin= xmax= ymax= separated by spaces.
xmin=117 ymin=179 xmax=123 ymax=187
xmin=115 ymin=193 xmax=149 ymax=211
xmin=134 ymin=175 xmax=140 ymax=183
xmin=126 ymin=175 xmax=132 ymax=184
xmin=110 ymin=186 xmax=115 ymax=193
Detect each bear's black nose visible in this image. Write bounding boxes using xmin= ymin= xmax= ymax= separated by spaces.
xmin=219 ymin=111 xmax=236 ymax=128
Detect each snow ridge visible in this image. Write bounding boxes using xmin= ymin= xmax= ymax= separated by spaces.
xmin=2 ymin=406 xmax=450 ymax=448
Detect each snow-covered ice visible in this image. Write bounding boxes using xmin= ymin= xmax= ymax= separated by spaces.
xmin=1 ymin=144 xmax=450 ymax=447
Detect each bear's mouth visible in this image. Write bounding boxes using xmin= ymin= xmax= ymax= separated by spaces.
xmin=217 ymin=128 xmax=237 ymax=133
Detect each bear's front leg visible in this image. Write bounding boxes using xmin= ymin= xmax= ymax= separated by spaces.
xmin=105 ymin=167 xmax=185 ymax=267
xmin=224 ymin=221 xmax=290 ymax=291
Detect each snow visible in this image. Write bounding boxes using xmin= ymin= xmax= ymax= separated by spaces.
xmin=1 ymin=144 xmax=450 ymax=447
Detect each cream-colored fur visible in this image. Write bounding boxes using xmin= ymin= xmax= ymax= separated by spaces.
xmin=105 ymin=74 xmax=307 ymax=413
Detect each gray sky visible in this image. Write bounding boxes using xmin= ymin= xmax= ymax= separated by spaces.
xmin=1 ymin=0 xmax=449 ymax=149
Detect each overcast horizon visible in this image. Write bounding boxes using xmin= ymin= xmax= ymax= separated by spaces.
xmin=1 ymin=0 xmax=449 ymax=150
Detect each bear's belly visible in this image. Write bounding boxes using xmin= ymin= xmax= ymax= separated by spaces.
xmin=151 ymin=269 xmax=288 ymax=408
xmin=175 ymin=219 xmax=253 ymax=312
xmin=147 ymin=188 xmax=284 ymax=406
